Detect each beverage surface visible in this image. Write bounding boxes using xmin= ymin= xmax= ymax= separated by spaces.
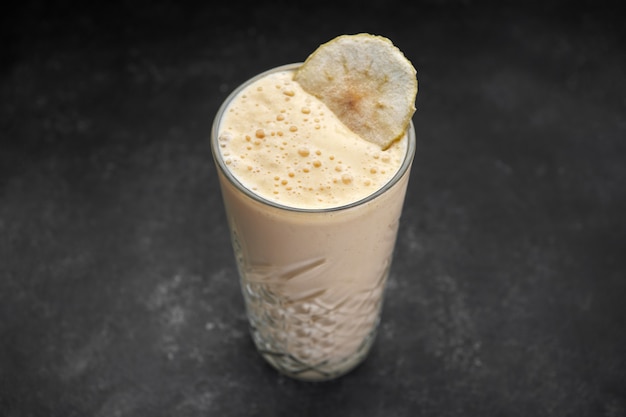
xmin=217 ymin=68 xmax=407 ymax=209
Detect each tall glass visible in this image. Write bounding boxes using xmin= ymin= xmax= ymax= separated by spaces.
xmin=211 ymin=64 xmax=416 ymax=381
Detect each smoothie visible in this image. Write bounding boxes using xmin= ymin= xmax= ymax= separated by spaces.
xmin=211 ymin=35 xmax=417 ymax=381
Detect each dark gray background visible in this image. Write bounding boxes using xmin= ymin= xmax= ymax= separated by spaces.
xmin=1 ymin=1 xmax=625 ymax=416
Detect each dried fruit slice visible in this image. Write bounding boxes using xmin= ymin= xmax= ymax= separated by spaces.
xmin=294 ymin=33 xmax=417 ymax=149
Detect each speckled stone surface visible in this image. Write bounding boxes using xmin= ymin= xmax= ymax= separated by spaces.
xmin=1 ymin=1 xmax=625 ymax=416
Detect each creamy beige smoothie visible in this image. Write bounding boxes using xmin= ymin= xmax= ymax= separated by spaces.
xmin=211 ymin=63 xmax=415 ymax=381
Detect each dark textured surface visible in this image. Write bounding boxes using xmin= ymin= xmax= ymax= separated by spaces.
xmin=1 ymin=1 xmax=625 ymax=416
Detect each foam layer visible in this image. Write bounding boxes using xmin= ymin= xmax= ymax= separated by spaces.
xmin=217 ymin=69 xmax=407 ymax=209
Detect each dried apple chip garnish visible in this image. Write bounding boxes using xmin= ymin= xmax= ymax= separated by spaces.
xmin=294 ymin=34 xmax=418 ymax=150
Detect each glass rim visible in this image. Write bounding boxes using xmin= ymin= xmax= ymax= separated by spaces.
xmin=211 ymin=63 xmax=416 ymax=214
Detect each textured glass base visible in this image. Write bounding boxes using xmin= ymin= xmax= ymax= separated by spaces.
xmin=231 ymin=225 xmax=390 ymax=381
xmin=252 ymin=324 xmax=377 ymax=381
xmin=240 ymin=268 xmax=387 ymax=381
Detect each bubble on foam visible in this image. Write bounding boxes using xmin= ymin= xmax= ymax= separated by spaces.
xmin=219 ymin=134 xmax=232 ymax=151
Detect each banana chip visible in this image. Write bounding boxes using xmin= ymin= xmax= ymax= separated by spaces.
xmin=294 ymin=33 xmax=417 ymax=150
